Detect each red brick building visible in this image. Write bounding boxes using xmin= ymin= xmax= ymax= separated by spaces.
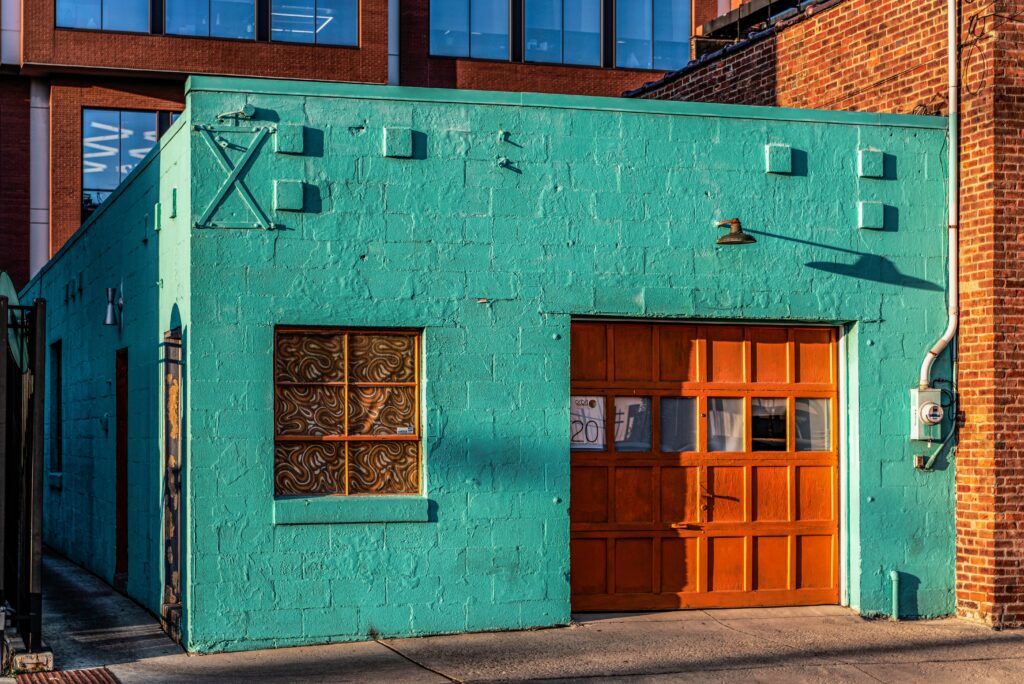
xmin=628 ymin=0 xmax=1024 ymax=628
xmin=1 ymin=0 xmax=692 ymax=287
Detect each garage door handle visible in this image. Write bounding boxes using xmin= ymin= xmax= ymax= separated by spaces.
xmin=670 ymin=523 xmax=700 ymax=530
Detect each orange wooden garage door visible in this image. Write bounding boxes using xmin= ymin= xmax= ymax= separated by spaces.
xmin=570 ymin=322 xmax=839 ymax=611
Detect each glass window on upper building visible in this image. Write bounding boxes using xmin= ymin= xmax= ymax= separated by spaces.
xmin=524 ymin=0 xmax=601 ymax=66
xmin=616 ymin=0 xmax=690 ymax=70
xmin=430 ymin=0 xmax=510 ymax=60
xmin=271 ymin=0 xmax=359 ymax=46
xmin=57 ymin=0 xmax=150 ymax=33
xmin=82 ymin=109 xmax=159 ymax=219
xmin=167 ymin=0 xmax=257 ymax=40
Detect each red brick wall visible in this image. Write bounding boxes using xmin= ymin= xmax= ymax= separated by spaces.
xmin=0 ymin=76 xmax=31 ymax=287
xmin=636 ymin=0 xmax=949 ymax=114
xmin=49 ymin=77 xmax=185 ymax=253
xmin=635 ymin=0 xmax=1024 ymax=628
xmin=22 ymin=1 xmax=388 ymax=84
xmin=399 ymin=0 xmax=658 ymax=95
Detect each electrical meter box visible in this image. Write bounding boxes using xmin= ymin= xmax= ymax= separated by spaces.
xmin=910 ymin=388 xmax=943 ymax=441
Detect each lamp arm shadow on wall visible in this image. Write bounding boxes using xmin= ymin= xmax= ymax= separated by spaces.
xmin=743 ymin=229 xmax=943 ymax=292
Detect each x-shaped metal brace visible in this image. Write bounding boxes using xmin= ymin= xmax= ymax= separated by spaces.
xmin=194 ymin=125 xmax=274 ymax=230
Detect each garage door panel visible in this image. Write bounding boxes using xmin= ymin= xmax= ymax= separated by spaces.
xmin=709 ymin=537 xmax=746 ymax=592
xmin=660 ymin=466 xmax=700 ymax=523
xmin=571 ymin=322 xmax=838 ymax=612
xmin=708 ymin=466 xmax=745 ymax=523
xmin=661 ymin=537 xmax=699 ymax=593
xmin=754 ymin=536 xmax=789 ymax=591
xmin=614 ymin=468 xmax=654 ymax=523
xmin=571 ymin=466 xmax=609 ymax=523
xmin=797 ymin=466 xmax=834 ymax=522
xmin=614 ymin=539 xmax=654 ymax=593
xmin=571 ymin=323 xmax=608 ymax=381
xmin=797 ymin=535 xmax=834 ymax=589
xmin=706 ymin=326 xmax=746 ymax=383
xmin=571 ymin=539 xmax=608 ymax=595
xmin=611 ymin=325 xmax=653 ymax=381
xmin=794 ymin=329 xmax=834 ymax=384
xmin=750 ymin=328 xmax=789 ymax=384
xmin=752 ymin=466 xmax=789 ymax=522
xmin=658 ymin=325 xmax=698 ymax=382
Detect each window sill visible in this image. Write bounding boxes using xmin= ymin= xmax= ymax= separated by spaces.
xmin=48 ymin=473 xmax=63 ymax=490
xmin=273 ymin=495 xmax=430 ymax=525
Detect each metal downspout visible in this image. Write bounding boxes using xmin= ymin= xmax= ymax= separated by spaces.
xmin=919 ymin=0 xmax=960 ymax=389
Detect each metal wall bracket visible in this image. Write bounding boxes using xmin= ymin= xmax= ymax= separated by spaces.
xmin=193 ymin=124 xmax=277 ymax=230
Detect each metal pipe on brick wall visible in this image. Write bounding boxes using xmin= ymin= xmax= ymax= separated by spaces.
xmin=388 ymin=0 xmax=399 ymax=85
xmin=29 ymin=80 xmax=50 ymax=279
xmin=919 ymin=0 xmax=960 ymax=389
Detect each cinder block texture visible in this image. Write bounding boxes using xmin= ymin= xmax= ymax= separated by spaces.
xmin=23 ymin=77 xmax=952 ymax=653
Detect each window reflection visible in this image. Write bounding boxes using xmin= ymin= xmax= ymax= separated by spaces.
xmin=796 ymin=398 xmax=831 ymax=451
xmin=272 ymin=0 xmax=358 ymax=45
xmin=707 ymin=397 xmax=743 ymax=452
xmin=615 ymin=397 xmax=651 ymax=451
xmin=58 ymin=0 xmax=149 ymax=32
xmin=430 ymin=0 xmax=510 ymax=59
xmin=82 ymin=109 xmax=158 ymax=219
xmin=167 ymin=0 xmax=256 ymax=39
xmin=471 ymin=0 xmax=510 ymax=59
xmin=525 ymin=0 xmax=601 ymax=66
xmin=752 ymin=398 xmax=787 ymax=451
xmin=615 ymin=0 xmax=689 ymax=70
xmin=661 ymin=397 xmax=696 ymax=452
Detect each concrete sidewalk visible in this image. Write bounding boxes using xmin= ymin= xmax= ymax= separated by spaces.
xmin=40 ymin=552 xmax=1024 ymax=683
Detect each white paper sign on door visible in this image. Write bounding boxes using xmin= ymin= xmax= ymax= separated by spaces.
xmin=570 ymin=396 xmax=606 ymax=451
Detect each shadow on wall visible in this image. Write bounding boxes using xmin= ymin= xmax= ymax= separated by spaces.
xmin=747 ymin=229 xmax=943 ymax=292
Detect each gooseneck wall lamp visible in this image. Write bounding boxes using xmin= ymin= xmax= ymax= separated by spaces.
xmin=716 ymin=218 xmax=757 ymax=245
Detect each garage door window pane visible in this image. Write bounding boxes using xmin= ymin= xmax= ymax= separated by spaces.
xmin=707 ymin=397 xmax=743 ymax=452
xmin=660 ymin=397 xmax=696 ymax=452
xmin=752 ymin=398 xmax=787 ymax=451
xmin=571 ymin=396 xmax=606 ymax=451
xmin=796 ymin=398 xmax=830 ymax=451
xmin=615 ymin=397 xmax=651 ymax=452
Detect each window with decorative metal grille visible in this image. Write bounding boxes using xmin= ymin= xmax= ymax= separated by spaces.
xmin=273 ymin=328 xmax=421 ymax=497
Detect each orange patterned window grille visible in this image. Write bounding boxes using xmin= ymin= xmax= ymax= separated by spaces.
xmin=273 ymin=328 xmax=421 ymax=497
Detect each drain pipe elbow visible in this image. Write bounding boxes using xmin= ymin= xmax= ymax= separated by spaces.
xmin=890 ymin=569 xmax=900 ymax=621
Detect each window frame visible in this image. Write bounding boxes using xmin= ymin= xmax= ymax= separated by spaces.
xmin=612 ymin=0 xmax=690 ymax=72
xmin=269 ymin=0 xmax=362 ymax=48
xmin=428 ymin=0 xmax=513 ymax=61
xmin=273 ymin=326 xmax=422 ymax=498
xmin=522 ymin=0 xmax=604 ymax=67
xmin=164 ymin=0 xmax=260 ymax=41
xmin=81 ymin=107 xmax=164 ymax=221
xmin=429 ymin=0 xmax=689 ymax=71
xmin=55 ymin=0 xmax=152 ymax=35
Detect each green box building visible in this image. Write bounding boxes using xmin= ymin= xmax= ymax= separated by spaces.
xmin=22 ymin=76 xmax=953 ymax=652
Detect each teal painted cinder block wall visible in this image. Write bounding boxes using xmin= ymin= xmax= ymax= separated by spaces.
xmin=21 ymin=114 xmax=193 ymax=624
xmin=24 ymin=76 xmax=954 ymax=653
